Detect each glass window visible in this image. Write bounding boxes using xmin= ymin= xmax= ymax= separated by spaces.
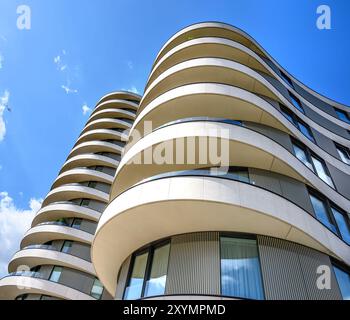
xmin=289 ymin=93 xmax=304 ymax=113
xmin=71 ymin=218 xmax=82 ymax=229
xmin=280 ymin=71 xmax=294 ymax=87
xmin=333 ymin=266 xmax=350 ymax=300
xmin=220 ymin=236 xmax=264 ymax=300
xmin=297 ymin=121 xmax=315 ymax=142
xmin=292 ymin=143 xmax=314 ymax=171
xmin=311 ymin=156 xmax=334 ymax=188
xmin=280 ymin=105 xmax=295 ymax=124
xmin=124 ymin=251 xmax=149 ymax=300
xmin=61 ymin=241 xmax=73 ymax=253
xmin=144 ymin=243 xmax=170 ymax=297
xmin=228 ymin=167 xmax=250 ymax=183
xmin=332 ymin=207 xmax=350 ymax=245
xmin=309 ymin=194 xmax=337 ymax=233
xmin=336 ymin=145 xmax=350 ymax=165
xmin=335 ymin=109 xmax=350 ymax=124
xmin=80 ymin=199 xmax=90 ymax=207
xmin=91 ymin=279 xmax=104 ymax=299
xmin=49 ymin=266 xmax=62 ymax=283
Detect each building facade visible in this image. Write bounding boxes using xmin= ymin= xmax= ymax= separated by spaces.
xmin=1 ymin=22 xmax=350 ymax=300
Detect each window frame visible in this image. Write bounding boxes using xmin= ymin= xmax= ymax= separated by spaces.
xmin=280 ymin=71 xmax=294 ymax=88
xmin=49 ymin=266 xmax=63 ymax=283
xmin=331 ymin=260 xmax=350 ymax=300
xmin=123 ymin=239 xmax=171 ymax=300
xmin=308 ymin=188 xmax=350 ymax=241
xmin=292 ymin=139 xmax=335 ymax=188
xmin=335 ymin=108 xmax=350 ymax=124
xmin=288 ymin=91 xmax=304 ymax=114
xmin=335 ymin=143 xmax=350 ymax=165
xmin=219 ymin=232 xmax=265 ymax=300
xmin=279 ymin=104 xmax=314 ymax=142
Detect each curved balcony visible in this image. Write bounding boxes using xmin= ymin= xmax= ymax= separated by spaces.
xmin=131 ymin=82 xmax=350 ymax=154
xmin=60 ymin=154 xmax=119 ymax=174
xmin=81 ymin=118 xmax=131 ymax=135
xmin=68 ymin=141 xmax=123 ymax=159
xmin=32 ymin=202 xmax=101 ymax=226
xmin=116 ymin=120 xmax=350 ymax=212
xmin=75 ymin=129 xmax=126 ymax=146
xmin=0 ymin=274 xmax=95 ymax=300
xmin=51 ymin=168 xmax=113 ymax=189
xmin=96 ymin=91 xmax=141 ymax=106
xmin=8 ymin=248 xmax=95 ymax=276
xmin=152 ymin=22 xmax=348 ymax=111
xmin=93 ymin=99 xmax=138 ymax=116
xmin=87 ymin=108 xmax=135 ymax=124
xmin=92 ymin=174 xmax=350 ymax=295
xmin=139 ymin=59 xmax=350 ymax=139
xmin=144 ymin=38 xmax=349 ymax=130
xmin=42 ymin=184 xmax=109 ymax=207
xmin=21 ymin=224 xmax=94 ymax=248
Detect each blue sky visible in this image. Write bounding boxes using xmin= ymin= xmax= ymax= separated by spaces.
xmin=0 ymin=0 xmax=349 ymax=276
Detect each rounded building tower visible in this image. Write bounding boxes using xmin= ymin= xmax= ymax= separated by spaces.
xmin=92 ymin=23 xmax=350 ymax=300
xmin=0 ymin=91 xmax=141 ymax=300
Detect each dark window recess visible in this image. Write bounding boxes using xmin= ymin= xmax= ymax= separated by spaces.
xmin=280 ymin=71 xmax=294 ymax=88
xmin=335 ymin=143 xmax=350 ymax=165
xmin=289 ymin=92 xmax=304 ymax=114
xmin=279 ymin=104 xmax=314 ymax=142
xmin=335 ymin=108 xmax=350 ymax=124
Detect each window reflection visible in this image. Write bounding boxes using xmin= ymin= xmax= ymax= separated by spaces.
xmin=220 ymin=237 xmax=264 ymax=300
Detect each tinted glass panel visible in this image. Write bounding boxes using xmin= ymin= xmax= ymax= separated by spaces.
xmin=297 ymin=121 xmax=315 ymax=142
xmin=144 ymin=244 xmax=170 ymax=297
xmin=311 ymin=156 xmax=334 ymax=188
xmin=91 ymin=279 xmax=104 ymax=299
xmin=335 ymin=109 xmax=350 ymax=124
xmin=293 ymin=144 xmax=314 ymax=171
xmin=336 ymin=146 xmax=350 ymax=165
xmin=61 ymin=241 xmax=72 ymax=253
xmin=333 ymin=266 xmax=350 ymax=300
xmin=49 ymin=267 xmax=62 ymax=283
xmin=220 ymin=237 xmax=264 ymax=300
xmin=290 ymin=93 xmax=304 ymax=113
xmin=332 ymin=207 xmax=350 ymax=245
xmin=124 ymin=252 xmax=149 ymax=300
xmin=310 ymin=195 xmax=337 ymax=233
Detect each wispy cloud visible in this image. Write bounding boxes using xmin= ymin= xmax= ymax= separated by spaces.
xmin=61 ymin=84 xmax=78 ymax=94
xmin=82 ymin=103 xmax=91 ymax=115
xmin=127 ymin=61 xmax=134 ymax=70
xmin=0 ymin=192 xmax=43 ymax=277
xmin=0 ymin=90 xmax=10 ymax=142
xmin=54 ymin=50 xmax=79 ymax=95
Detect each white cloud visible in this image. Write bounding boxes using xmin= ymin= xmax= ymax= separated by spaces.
xmin=0 ymin=90 xmax=10 ymax=142
xmin=127 ymin=61 xmax=133 ymax=70
xmin=61 ymin=84 xmax=78 ymax=94
xmin=54 ymin=50 xmax=79 ymax=94
xmin=0 ymin=192 xmax=43 ymax=277
xmin=82 ymin=103 xmax=91 ymax=115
